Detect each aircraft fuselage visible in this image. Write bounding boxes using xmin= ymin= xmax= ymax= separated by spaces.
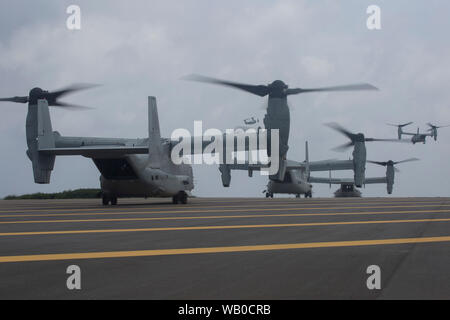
xmin=266 ymin=169 xmax=312 ymax=197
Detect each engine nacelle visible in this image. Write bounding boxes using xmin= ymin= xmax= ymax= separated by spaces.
xmin=219 ymin=164 xmax=231 ymax=187
xmin=386 ymin=166 xmax=395 ymax=194
xmin=26 ymin=99 xmax=56 ymax=184
xmin=352 ymin=141 xmax=366 ymax=187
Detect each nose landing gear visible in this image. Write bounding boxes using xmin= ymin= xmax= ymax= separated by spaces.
xmin=172 ymin=191 xmax=188 ymax=204
xmin=102 ymin=194 xmax=118 ymax=206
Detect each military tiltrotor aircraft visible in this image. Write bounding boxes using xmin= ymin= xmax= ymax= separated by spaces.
xmin=222 ymin=135 xmax=409 ymax=198
xmin=262 ymin=140 xmax=416 ymax=198
xmin=184 ymin=74 xmax=378 ymax=181
xmin=367 ymin=158 xmax=419 ymax=194
xmin=0 ymin=85 xmax=199 ymax=205
xmin=310 ymin=157 xmax=419 ymax=197
xmin=388 ymin=122 xmax=450 ymax=144
xmin=217 ymin=120 xmax=403 ymax=198
xmin=324 ymin=123 xmax=402 ymax=187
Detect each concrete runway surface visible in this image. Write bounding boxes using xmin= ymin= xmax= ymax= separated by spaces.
xmin=0 ymin=197 xmax=449 ymax=299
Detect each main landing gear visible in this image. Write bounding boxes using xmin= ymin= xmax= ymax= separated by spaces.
xmin=102 ymin=194 xmax=118 ymax=206
xmin=296 ymin=192 xmax=312 ymax=198
xmin=265 ymin=192 xmax=274 ymax=198
xmin=172 ymin=191 xmax=188 ymax=204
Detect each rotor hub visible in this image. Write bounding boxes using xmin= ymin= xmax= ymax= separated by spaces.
xmin=268 ymin=80 xmax=289 ymax=98
xmin=28 ymin=88 xmax=49 ymax=105
xmin=355 ymin=133 xmax=365 ymax=142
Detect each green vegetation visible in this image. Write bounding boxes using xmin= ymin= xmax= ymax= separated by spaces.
xmin=3 ymin=188 xmax=102 ymax=200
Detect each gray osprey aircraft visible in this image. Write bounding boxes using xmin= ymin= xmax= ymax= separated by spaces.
xmin=0 ymin=85 xmax=195 ymax=205
xmin=217 ymin=121 xmax=402 ymax=198
xmin=388 ymin=122 xmax=450 ymax=144
xmin=310 ymin=157 xmax=419 ymax=197
xmin=367 ymin=158 xmax=419 ymax=194
xmin=220 ymin=136 xmax=404 ymax=198
xmin=184 ymin=74 xmax=378 ymax=181
xmin=325 ymin=123 xmax=401 ymax=187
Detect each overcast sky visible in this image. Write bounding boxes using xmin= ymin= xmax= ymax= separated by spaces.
xmin=0 ymin=0 xmax=449 ymax=198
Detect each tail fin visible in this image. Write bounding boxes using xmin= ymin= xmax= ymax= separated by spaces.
xmin=148 ymin=96 xmax=162 ymax=168
xmin=304 ymin=141 xmax=310 ymax=179
xmin=37 ymin=99 xmax=56 ymax=150
xmin=27 ymin=99 xmax=56 ymax=183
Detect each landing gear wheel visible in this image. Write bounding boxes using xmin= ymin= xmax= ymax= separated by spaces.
xmin=296 ymin=194 xmax=300 ymax=198
xmin=173 ymin=192 xmax=188 ymax=204
xmin=111 ymin=197 xmax=118 ymax=205
xmin=102 ymin=195 xmax=110 ymax=206
xmin=180 ymin=192 xmax=188 ymax=204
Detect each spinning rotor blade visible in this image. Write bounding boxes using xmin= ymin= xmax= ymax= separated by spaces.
xmin=393 ymin=158 xmax=419 ymax=165
xmin=287 ymin=83 xmax=378 ymax=95
xmin=51 ymin=101 xmax=93 ymax=110
xmin=331 ymin=141 xmax=354 ymax=152
xmin=0 ymin=96 xmax=29 ymax=104
xmin=368 ymin=158 xmax=419 ymax=173
xmin=44 ymin=83 xmax=99 ymax=106
xmin=427 ymin=123 xmax=450 ymax=129
xmin=184 ymin=74 xmax=378 ymax=98
xmin=0 ymin=83 xmax=98 ymax=109
xmin=387 ymin=122 xmax=413 ymax=128
xmin=365 ymin=138 xmax=403 ymax=143
xmin=327 ymin=122 xmax=408 ymax=152
xmin=326 ymin=122 xmax=358 ymax=152
xmin=49 ymin=83 xmax=99 ymax=100
xmin=325 ymin=122 xmax=356 ymax=140
xmin=183 ymin=74 xmax=270 ymax=97
xmin=367 ymin=160 xmax=388 ymax=166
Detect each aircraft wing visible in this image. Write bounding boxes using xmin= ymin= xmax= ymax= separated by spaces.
xmin=224 ymin=159 xmax=354 ymax=172
xmin=364 ymin=177 xmax=387 ymax=184
xmin=308 ymin=176 xmax=354 ymax=184
xmin=308 ymin=159 xmax=354 ymax=172
xmin=39 ymin=145 xmax=149 ymax=157
xmin=308 ymin=176 xmax=387 ymax=185
xmin=225 ymin=163 xmax=268 ymax=171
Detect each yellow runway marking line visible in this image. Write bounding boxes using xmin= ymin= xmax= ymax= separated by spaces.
xmin=194 ymin=197 xmax=450 ymax=203
xmin=1 ymin=209 xmax=450 ymax=225
xmin=0 ymin=199 xmax=448 ymax=214
xmin=1 ymin=217 xmax=450 ymax=236
xmin=2 ymin=197 xmax=442 ymax=207
xmin=1 ymin=203 xmax=450 ymax=219
xmin=1 ymin=235 xmax=450 ymax=263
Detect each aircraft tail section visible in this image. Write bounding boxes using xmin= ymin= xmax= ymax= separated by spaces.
xmin=304 ymin=141 xmax=310 ymax=179
xmin=27 ymin=99 xmax=56 ymax=183
xmin=148 ymin=96 xmax=162 ymax=168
